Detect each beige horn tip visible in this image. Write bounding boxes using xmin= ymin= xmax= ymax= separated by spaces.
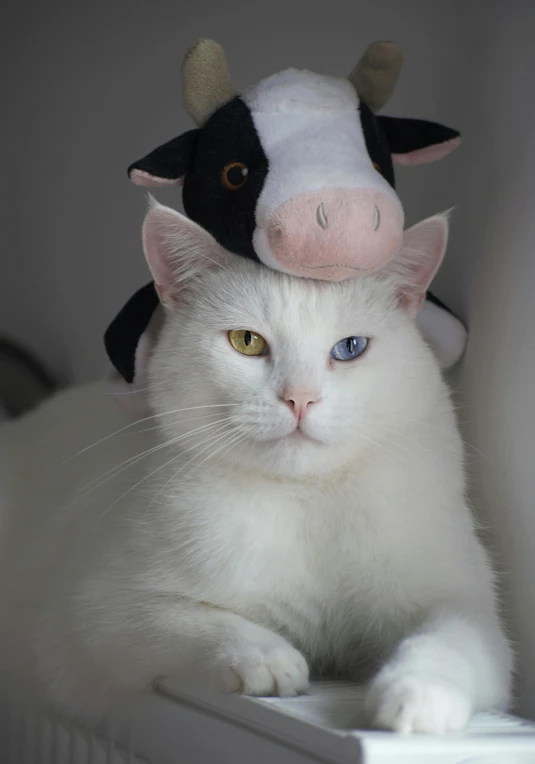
xmin=182 ymin=38 xmax=236 ymax=126
xmin=348 ymin=41 xmax=404 ymax=113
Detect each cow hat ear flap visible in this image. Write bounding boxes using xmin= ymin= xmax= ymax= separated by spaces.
xmin=104 ymin=281 xmax=160 ymax=384
xmin=128 ymin=129 xmax=200 ymax=187
xmin=378 ymin=116 xmax=461 ymax=166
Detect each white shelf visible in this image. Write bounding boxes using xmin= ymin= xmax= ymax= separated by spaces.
xmin=112 ymin=680 xmax=535 ymax=764
xmin=5 ymin=681 xmax=535 ymax=763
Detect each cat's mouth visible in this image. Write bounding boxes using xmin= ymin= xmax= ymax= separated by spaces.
xmin=290 ymin=429 xmax=315 ymax=442
xmin=278 ymin=427 xmax=321 ymax=445
xmin=248 ymin=422 xmax=323 ymax=446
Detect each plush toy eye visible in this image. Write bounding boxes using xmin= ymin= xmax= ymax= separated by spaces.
xmin=221 ymin=161 xmax=249 ymax=190
xmin=228 ymin=329 xmax=267 ymax=356
xmin=330 ymin=336 xmax=368 ymax=361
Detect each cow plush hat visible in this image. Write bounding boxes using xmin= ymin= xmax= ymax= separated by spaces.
xmin=105 ymin=39 xmax=466 ymax=389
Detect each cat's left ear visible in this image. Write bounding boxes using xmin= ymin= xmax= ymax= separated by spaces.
xmin=391 ymin=213 xmax=449 ymax=318
xmin=142 ymin=197 xmax=228 ymax=309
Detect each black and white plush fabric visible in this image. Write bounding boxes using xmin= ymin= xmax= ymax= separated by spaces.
xmin=105 ymin=41 xmax=465 ymax=390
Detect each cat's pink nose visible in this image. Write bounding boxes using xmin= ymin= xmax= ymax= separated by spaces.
xmin=281 ymin=389 xmax=320 ymax=421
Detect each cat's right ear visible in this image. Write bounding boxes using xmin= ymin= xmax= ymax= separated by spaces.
xmin=390 ymin=213 xmax=450 ymax=318
xmin=142 ymin=198 xmax=228 ymax=309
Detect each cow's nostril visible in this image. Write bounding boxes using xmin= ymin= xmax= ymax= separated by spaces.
xmin=316 ymin=202 xmax=328 ymax=230
xmin=373 ymin=205 xmax=380 ymax=231
xmin=270 ymin=224 xmax=285 ymax=243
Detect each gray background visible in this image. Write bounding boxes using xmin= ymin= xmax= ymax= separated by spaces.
xmin=3 ymin=0 xmax=535 ymax=719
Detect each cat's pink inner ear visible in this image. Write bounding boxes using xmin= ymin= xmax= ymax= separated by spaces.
xmin=142 ymin=207 xmax=175 ymax=298
xmin=396 ymin=214 xmax=449 ymax=318
xmin=141 ymin=202 xmax=226 ymax=309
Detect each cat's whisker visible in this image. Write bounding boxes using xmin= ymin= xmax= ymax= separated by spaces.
xmin=459 ymin=440 xmax=489 ymax=461
xmin=116 ymin=412 xmax=230 ymax=438
xmin=63 ymin=404 xmax=239 ymax=463
xmin=102 ymin=421 xmax=246 ymax=519
xmin=357 ymin=427 xmax=454 ymax=495
xmin=151 ymin=416 xmax=253 ymax=503
xmin=91 ymin=418 xmax=237 ymax=487
xmin=85 ymin=413 xmax=252 ymax=500
xmin=196 ymin=424 xmax=253 ymax=467
xmin=365 ymin=416 xmax=490 ymax=462
xmin=77 ymin=418 xmax=237 ymax=500
xmin=163 ymin=422 xmax=248 ymax=480
xmin=200 ymin=426 xmax=254 ymax=467
xmin=356 ymin=428 xmax=433 ymax=471
xmin=148 ymin=424 xmax=253 ymax=513
xmin=101 ymin=378 xmax=172 ymax=396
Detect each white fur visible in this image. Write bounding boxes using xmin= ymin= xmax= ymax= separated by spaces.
xmin=0 ymin=210 xmax=511 ymax=732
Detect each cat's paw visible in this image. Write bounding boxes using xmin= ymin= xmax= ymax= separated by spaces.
xmin=216 ymin=637 xmax=309 ymax=698
xmin=366 ymin=669 xmax=472 ymax=734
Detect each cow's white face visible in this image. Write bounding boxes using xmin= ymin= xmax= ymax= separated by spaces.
xmin=243 ymin=69 xmax=404 ymax=280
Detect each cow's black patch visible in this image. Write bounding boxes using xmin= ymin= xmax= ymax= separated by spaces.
xmin=104 ymin=281 xmax=159 ymax=384
xmin=182 ymin=96 xmax=269 ymax=261
xmin=358 ymin=101 xmax=395 ymax=188
xmin=378 ymin=117 xmax=460 ymax=155
xmin=128 ymin=129 xmax=200 ymax=182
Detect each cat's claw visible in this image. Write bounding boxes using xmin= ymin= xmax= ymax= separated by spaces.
xmin=217 ymin=639 xmax=309 ymax=698
xmin=366 ymin=671 xmax=472 ymax=734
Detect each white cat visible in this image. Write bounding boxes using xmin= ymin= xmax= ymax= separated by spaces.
xmin=0 ymin=202 xmax=512 ymax=733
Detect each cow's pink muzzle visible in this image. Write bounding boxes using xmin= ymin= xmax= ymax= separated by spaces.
xmin=264 ymin=188 xmax=403 ymax=281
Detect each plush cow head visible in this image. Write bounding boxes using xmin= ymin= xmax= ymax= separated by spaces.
xmin=105 ymin=39 xmax=464 ymax=388
xmin=129 ymin=39 xmax=460 ymax=280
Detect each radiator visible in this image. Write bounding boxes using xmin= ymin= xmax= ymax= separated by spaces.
xmin=1 ymin=699 xmax=149 ymax=764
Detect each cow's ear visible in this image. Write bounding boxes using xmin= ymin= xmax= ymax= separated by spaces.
xmin=378 ymin=116 xmax=461 ymax=166
xmin=128 ymin=129 xmax=200 ymax=187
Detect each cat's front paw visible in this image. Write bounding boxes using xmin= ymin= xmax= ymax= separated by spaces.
xmin=366 ymin=670 xmax=472 ymax=734
xmin=216 ymin=636 xmax=309 ymax=698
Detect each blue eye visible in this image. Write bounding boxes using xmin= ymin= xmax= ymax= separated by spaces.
xmin=330 ymin=336 xmax=369 ymax=362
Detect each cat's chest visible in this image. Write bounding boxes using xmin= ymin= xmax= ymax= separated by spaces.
xmin=167 ymin=470 xmax=391 ymax=606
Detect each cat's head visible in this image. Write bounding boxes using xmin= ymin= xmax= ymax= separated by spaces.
xmin=144 ymin=200 xmax=448 ymax=479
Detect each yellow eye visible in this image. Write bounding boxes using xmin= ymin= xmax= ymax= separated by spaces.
xmin=228 ymin=329 xmax=267 ymax=356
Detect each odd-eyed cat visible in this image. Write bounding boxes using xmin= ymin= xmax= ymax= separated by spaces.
xmin=0 ymin=203 xmax=512 ymax=732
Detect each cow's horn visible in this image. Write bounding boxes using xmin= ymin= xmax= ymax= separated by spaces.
xmin=182 ymin=39 xmax=236 ymax=126
xmin=348 ymin=41 xmax=403 ymax=113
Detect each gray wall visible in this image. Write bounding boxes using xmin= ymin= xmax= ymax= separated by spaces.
xmin=2 ymin=0 xmax=468 ymax=382
xmin=3 ymin=0 xmax=535 ymax=718
xmin=456 ymin=5 xmax=535 ymax=715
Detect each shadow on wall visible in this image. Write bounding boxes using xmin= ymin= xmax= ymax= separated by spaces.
xmin=0 ymin=339 xmax=58 ymax=421
xmin=454 ymin=5 xmax=535 ymax=721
